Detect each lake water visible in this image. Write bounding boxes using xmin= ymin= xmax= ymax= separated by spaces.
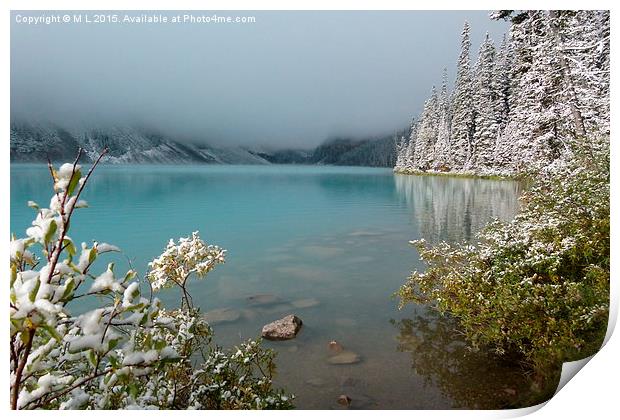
xmin=10 ymin=164 xmax=553 ymax=409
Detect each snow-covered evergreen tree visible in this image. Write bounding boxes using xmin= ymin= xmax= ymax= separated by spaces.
xmin=395 ymin=135 xmax=410 ymax=169
xmin=492 ymin=34 xmax=516 ymax=170
xmin=404 ymin=117 xmax=418 ymax=169
xmin=554 ymin=10 xmax=610 ymax=136
xmin=467 ymin=33 xmax=498 ymax=172
xmin=448 ymin=22 xmax=474 ymax=171
xmin=432 ymin=69 xmax=452 ymax=170
xmin=411 ymin=87 xmax=439 ymax=171
xmin=500 ymin=11 xmax=576 ymax=171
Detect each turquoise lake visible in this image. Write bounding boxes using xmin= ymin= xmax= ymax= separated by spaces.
xmin=11 ymin=164 xmax=548 ymax=409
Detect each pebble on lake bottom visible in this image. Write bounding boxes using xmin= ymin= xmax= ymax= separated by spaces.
xmin=328 ymin=350 xmax=361 ymax=365
xmin=202 ymin=308 xmax=241 ymax=325
xmin=246 ymin=293 xmax=282 ymax=306
xmin=337 ymin=395 xmax=352 ymax=407
xmin=291 ymin=298 xmax=320 ymax=309
xmin=328 ymin=340 xmax=344 ymax=354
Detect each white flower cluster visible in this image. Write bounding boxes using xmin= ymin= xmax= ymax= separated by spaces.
xmin=147 ymin=231 xmax=226 ymax=292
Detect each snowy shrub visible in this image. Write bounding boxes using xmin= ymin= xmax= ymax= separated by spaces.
xmin=398 ymin=137 xmax=609 ymax=380
xmin=10 ymin=150 xmax=293 ymax=410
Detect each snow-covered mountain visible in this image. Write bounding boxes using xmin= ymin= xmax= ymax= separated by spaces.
xmin=10 ymin=123 xmax=271 ymax=164
xmin=10 ymin=122 xmax=401 ymax=167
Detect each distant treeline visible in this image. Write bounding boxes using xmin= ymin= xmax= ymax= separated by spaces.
xmin=256 ymin=132 xmax=403 ymax=167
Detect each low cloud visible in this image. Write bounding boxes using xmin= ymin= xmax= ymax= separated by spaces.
xmin=11 ymin=11 xmax=508 ymax=148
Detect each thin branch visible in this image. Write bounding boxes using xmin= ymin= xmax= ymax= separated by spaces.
xmin=11 ymin=328 xmax=35 ymax=410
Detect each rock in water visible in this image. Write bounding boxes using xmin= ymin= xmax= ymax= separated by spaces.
xmin=328 ymin=350 xmax=361 ymax=365
xmin=328 ymin=340 xmax=344 ymax=354
xmin=203 ymin=308 xmax=240 ymax=325
xmin=337 ymin=395 xmax=352 ymax=407
xmin=261 ymin=315 xmax=303 ymax=340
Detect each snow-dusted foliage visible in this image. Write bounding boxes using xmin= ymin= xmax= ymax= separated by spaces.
xmin=147 ymin=232 xmax=225 ymax=308
xmin=398 ymin=136 xmax=609 ymax=377
xmin=394 ymin=10 xmax=610 ymax=177
xmin=10 ymin=150 xmax=293 ymax=410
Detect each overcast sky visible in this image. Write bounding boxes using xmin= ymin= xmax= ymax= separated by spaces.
xmin=11 ymin=11 xmax=508 ymax=148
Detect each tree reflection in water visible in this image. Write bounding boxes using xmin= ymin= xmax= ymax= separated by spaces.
xmin=391 ymin=309 xmax=561 ymax=409
xmin=394 ymin=174 xmax=523 ymax=244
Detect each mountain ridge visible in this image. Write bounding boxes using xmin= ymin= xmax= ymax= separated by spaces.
xmin=11 ymin=122 xmax=401 ymax=167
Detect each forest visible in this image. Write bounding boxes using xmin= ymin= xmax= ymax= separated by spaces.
xmin=395 ymin=10 xmax=609 ymax=177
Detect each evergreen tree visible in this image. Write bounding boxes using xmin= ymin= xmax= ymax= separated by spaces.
xmin=412 ymin=87 xmax=439 ymax=170
xmin=404 ymin=117 xmax=418 ymax=169
xmin=449 ymin=22 xmax=474 ymax=171
xmin=500 ymin=11 xmax=576 ymax=171
xmin=433 ymin=69 xmax=452 ymax=170
xmin=468 ymin=33 xmax=497 ymax=171
xmin=555 ymin=11 xmax=610 ymax=136
xmin=492 ymin=34 xmax=515 ymax=170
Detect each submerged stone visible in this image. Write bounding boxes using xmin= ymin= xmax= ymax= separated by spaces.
xmin=344 ymin=392 xmax=377 ymax=409
xmin=203 ymin=308 xmax=240 ymax=325
xmin=261 ymin=314 xmax=303 ymax=340
xmin=292 ymin=298 xmax=320 ymax=309
xmin=328 ymin=340 xmax=344 ymax=354
xmin=246 ymin=293 xmax=282 ymax=306
xmin=328 ymin=350 xmax=361 ymax=365
xmin=337 ymin=394 xmax=352 ymax=407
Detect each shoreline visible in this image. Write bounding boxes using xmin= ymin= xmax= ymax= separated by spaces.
xmin=393 ymin=167 xmax=526 ymax=181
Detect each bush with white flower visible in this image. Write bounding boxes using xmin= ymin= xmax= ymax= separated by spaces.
xmin=398 ymin=137 xmax=609 ymax=384
xmin=10 ymin=149 xmax=293 ymax=410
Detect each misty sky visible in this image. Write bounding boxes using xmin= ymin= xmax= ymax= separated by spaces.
xmin=11 ymin=11 xmax=508 ymax=148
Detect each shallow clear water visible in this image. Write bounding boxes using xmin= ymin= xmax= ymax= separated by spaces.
xmin=11 ymin=164 xmax=549 ymax=409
